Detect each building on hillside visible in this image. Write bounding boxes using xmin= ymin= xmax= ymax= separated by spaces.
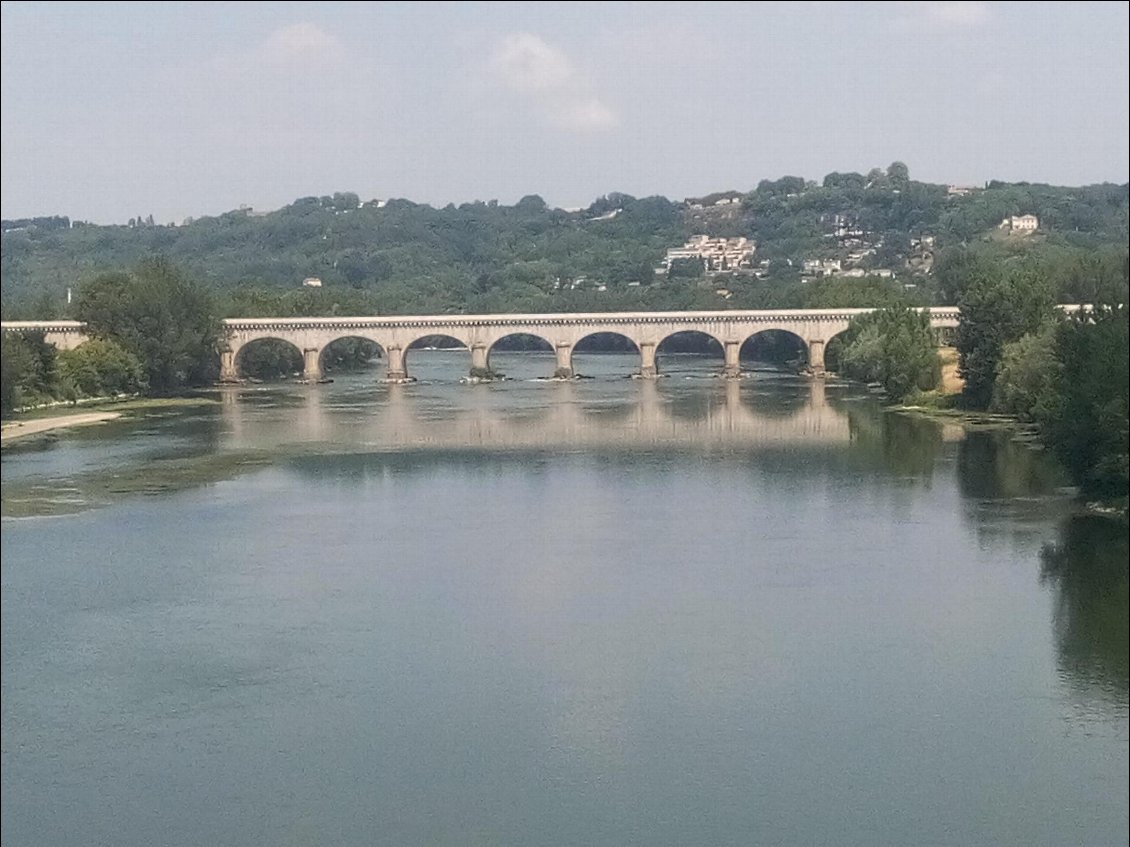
xmin=664 ymin=235 xmax=755 ymax=272
xmin=302 ymin=277 xmax=323 ymax=287
xmin=837 ymin=268 xmax=895 ymax=279
xmin=1000 ymin=214 xmax=1039 ymax=232
xmin=947 ymin=184 xmax=981 ymax=196
xmin=801 ymin=258 xmax=841 ymax=278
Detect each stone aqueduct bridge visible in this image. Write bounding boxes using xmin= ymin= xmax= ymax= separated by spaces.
xmin=221 ymin=307 xmax=963 ymax=381
xmin=3 ymin=308 xmax=964 ymax=381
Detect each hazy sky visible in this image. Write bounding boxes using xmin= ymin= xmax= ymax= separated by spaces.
xmin=2 ymin=1 xmax=1127 ymax=224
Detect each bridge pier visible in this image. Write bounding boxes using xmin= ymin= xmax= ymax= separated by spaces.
xmin=807 ymin=339 xmax=826 ymax=377
xmin=723 ymin=340 xmax=742 ymax=378
xmin=470 ymin=343 xmax=493 ymax=379
xmin=639 ymin=341 xmax=658 ymax=378
xmin=303 ymin=348 xmax=323 ymax=382
xmin=219 ymin=349 xmax=240 ymax=383
xmin=554 ymin=342 xmax=574 ymax=379
xmin=386 ymin=345 xmax=408 ymax=382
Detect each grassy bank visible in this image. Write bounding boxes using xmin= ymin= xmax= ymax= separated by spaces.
xmin=1 ymin=395 xmax=219 ymax=445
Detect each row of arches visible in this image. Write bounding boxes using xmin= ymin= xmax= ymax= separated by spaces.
xmin=226 ymin=329 xmax=828 ymax=383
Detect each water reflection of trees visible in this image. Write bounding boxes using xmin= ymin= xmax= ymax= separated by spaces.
xmin=954 ymin=430 xmax=1074 ymax=547
xmin=1040 ymin=516 xmax=1129 ymax=706
xmin=958 ymin=431 xmax=1068 ymax=500
xmin=844 ymin=404 xmax=942 ymax=479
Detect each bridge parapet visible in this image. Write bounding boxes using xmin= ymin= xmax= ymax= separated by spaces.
xmin=1 ymin=320 xmax=89 ymax=351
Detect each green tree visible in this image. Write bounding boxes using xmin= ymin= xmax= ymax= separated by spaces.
xmin=955 ymin=266 xmax=1054 ymax=409
xmin=886 ymin=161 xmax=910 ymax=188
xmin=666 ymin=257 xmax=704 ymax=280
xmin=1043 ymin=304 xmax=1129 ymax=499
xmin=0 ymin=331 xmax=57 ymax=414
xmin=822 ymin=171 xmax=867 ymax=191
xmin=931 ymin=246 xmax=995 ymax=305
xmin=56 ymin=338 xmax=147 ymax=398
xmin=837 ymin=306 xmax=940 ymax=402
xmin=756 ymin=176 xmax=807 ymax=196
xmin=803 ymin=275 xmax=909 ymax=308
xmin=990 ymin=323 xmax=1060 ymax=421
xmin=75 ymin=258 xmax=218 ymax=393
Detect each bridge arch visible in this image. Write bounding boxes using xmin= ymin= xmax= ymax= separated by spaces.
xmin=571 ymin=331 xmax=641 ymax=378
xmin=739 ymin=328 xmax=809 ymax=370
xmin=234 ymin=336 xmax=305 ymax=382
xmin=318 ymin=335 xmax=385 ymax=377
xmin=655 ymin=330 xmax=726 ymax=377
xmin=822 ymin=327 xmax=857 ymax=375
xmin=486 ymin=332 xmax=555 ymax=379
xmin=405 ymin=332 xmax=473 ymax=381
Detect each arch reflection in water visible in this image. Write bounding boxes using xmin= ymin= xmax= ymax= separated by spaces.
xmin=218 ymin=374 xmax=850 ymax=454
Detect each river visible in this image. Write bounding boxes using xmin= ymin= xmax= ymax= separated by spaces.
xmin=2 ymin=352 xmax=1127 ymax=847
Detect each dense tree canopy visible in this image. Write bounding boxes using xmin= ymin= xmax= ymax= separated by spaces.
xmin=1 ymin=331 xmax=57 ymax=414
xmin=1043 ymin=304 xmax=1129 ymax=499
xmin=835 ymin=306 xmax=940 ymax=402
xmin=56 ymin=338 xmax=147 ymax=399
xmin=74 ymin=259 xmax=218 ymax=393
xmin=955 ymin=266 xmax=1055 ymax=409
xmin=2 ymin=175 xmax=1124 ymax=317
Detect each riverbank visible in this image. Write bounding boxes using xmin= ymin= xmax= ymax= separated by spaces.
xmin=888 ymin=399 xmax=1128 ymax=521
xmin=1 ymin=411 xmax=122 ymax=442
xmin=893 ymin=402 xmax=1039 ymax=432
xmin=1 ymin=396 xmax=218 ymax=445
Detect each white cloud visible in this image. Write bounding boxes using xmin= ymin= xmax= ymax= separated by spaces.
xmin=490 ymin=32 xmax=574 ymax=93
xmin=547 ymin=96 xmax=619 ymax=132
xmin=892 ymin=1 xmax=992 ymax=31
xmin=213 ymin=22 xmax=343 ymax=72
xmin=924 ymin=2 xmax=992 ymax=27
xmin=487 ymin=32 xmax=618 ymax=133
xmin=261 ymin=22 xmax=341 ymax=56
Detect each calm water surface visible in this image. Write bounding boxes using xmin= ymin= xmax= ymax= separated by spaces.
xmin=2 ymin=353 xmax=1127 ymax=846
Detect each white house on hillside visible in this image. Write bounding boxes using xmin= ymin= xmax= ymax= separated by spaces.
xmin=1000 ymin=214 xmax=1039 ymax=233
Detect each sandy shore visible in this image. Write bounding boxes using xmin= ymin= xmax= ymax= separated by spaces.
xmin=938 ymin=346 xmax=964 ymax=395
xmin=1 ymin=411 xmax=122 ymax=442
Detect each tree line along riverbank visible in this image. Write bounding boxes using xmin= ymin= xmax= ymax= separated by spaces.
xmin=2 ymin=254 xmax=1127 ymax=511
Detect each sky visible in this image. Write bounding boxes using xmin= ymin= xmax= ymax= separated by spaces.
xmin=2 ymin=1 xmax=1128 ymax=224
